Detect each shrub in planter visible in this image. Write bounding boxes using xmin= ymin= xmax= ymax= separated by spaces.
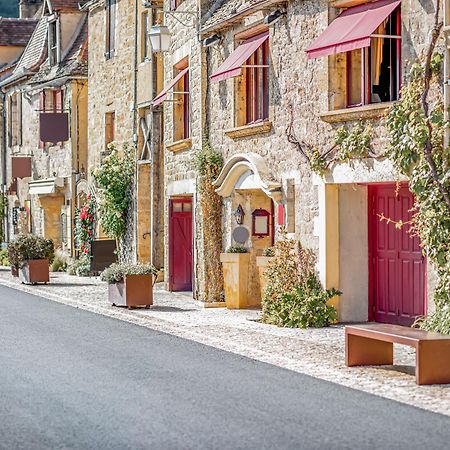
xmin=101 ymin=263 xmax=157 ymax=308
xmin=226 ymin=245 xmax=248 ymax=253
xmin=261 ymin=234 xmax=340 ymax=328
xmin=8 ymin=234 xmax=54 ymax=284
xmin=67 ymin=256 xmax=91 ymax=277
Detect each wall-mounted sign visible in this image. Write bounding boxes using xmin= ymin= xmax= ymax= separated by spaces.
xmin=252 ymin=208 xmax=271 ymax=237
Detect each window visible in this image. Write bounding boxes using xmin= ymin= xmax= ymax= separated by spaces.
xmin=173 ymin=59 xmax=190 ymax=141
xmin=346 ymin=7 xmax=401 ymax=107
xmin=48 ymin=20 xmax=59 ymax=65
xmin=170 ymin=0 xmax=185 ymax=10
xmin=8 ymin=93 xmax=22 ymax=147
xmin=141 ymin=10 xmax=150 ymax=61
xmin=105 ymin=0 xmax=116 ymax=59
xmin=40 ymin=89 xmax=63 ymax=148
xmin=105 ymin=112 xmax=115 ymax=148
xmin=238 ymin=34 xmax=269 ymax=126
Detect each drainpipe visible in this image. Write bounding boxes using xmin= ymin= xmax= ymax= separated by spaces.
xmin=1 ymin=92 xmax=9 ymax=244
xmin=132 ymin=0 xmax=139 ymax=263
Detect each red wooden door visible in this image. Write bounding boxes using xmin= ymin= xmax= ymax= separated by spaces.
xmin=369 ymin=185 xmax=425 ymax=326
xmin=169 ymin=198 xmax=193 ymax=291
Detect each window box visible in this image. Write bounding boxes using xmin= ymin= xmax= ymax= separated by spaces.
xmin=320 ymin=102 xmax=394 ymax=123
xmin=224 ymin=120 xmax=272 ymax=139
xmin=166 ymin=138 xmax=192 ymax=152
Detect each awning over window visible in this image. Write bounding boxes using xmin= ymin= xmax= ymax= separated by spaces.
xmin=28 ymin=177 xmax=64 ymax=195
xmin=210 ymin=32 xmax=269 ymax=84
xmin=305 ymin=0 xmax=401 ymax=59
xmin=39 ymin=113 xmax=69 ymax=143
xmin=153 ymin=67 xmax=189 ymax=106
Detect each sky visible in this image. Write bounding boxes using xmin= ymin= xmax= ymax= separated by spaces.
xmin=0 ymin=0 xmax=19 ymax=18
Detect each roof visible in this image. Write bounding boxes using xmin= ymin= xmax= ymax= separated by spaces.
xmin=30 ymin=15 xmax=88 ymax=84
xmin=10 ymin=16 xmax=48 ymax=77
xmin=47 ymin=0 xmax=88 ymax=11
xmin=202 ymin=0 xmax=285 ymax=34
xmin=0 ymin=18 xmax=38 ymax=47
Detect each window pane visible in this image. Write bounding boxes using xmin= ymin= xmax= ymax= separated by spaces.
xmin=183 ymin=202 xmax=192 ymax=212
xmin=348 ymin=49 xmax=362 ymax=106
xmin=173 ymin=202 xmax=182 ymax=212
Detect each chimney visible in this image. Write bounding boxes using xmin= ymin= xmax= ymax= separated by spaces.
xmin=19 ymin=0 xmax=44 ymax=19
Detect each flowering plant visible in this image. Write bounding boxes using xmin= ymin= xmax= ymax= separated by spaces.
xmin=92 ymin=144 xmax=134 ymax=240
xmin=74 ymin=195 xmax=96 ymax=255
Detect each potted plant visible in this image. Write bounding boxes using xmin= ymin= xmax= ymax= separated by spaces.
xmin=220 ymin=245 xmax=250 ymax=309
xmin=8 ymin=234 xmax=54 ymax=285
xmin=101 ymin=262 xmax=157 ymax=309
xmin=256 ymin=247 xmax=275 ymax=299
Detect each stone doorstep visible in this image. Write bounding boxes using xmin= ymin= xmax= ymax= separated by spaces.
xmin=0 ymin=268 xmax=449 ymax=417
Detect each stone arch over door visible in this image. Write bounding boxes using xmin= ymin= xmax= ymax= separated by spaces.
xmin=214 ymin=153 xmax=282 ymax=307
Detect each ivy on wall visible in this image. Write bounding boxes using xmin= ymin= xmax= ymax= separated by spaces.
xmin=195 ymin=140 xmax=224 ymax=302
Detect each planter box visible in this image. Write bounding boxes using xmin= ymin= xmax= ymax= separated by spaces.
xmin=109 ymin=274 xmax=153 ymax=308
xmin=19 ymin=259 xmax=50 ymax=285
xmin=256 ymin=256 xmax=274 ymax=300
xmin=220 ymin=253 xmax=250 ymax=309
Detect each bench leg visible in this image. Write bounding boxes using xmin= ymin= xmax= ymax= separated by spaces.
xmin=346 ymin=333 xmax=393 ymax=367
xmin=416 ymin=341 xmax=450 ymax=385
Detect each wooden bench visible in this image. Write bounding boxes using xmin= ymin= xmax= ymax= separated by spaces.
xmin=345 ymin=323 xmax=450 ymax=385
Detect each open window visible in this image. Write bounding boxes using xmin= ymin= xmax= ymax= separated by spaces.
xmin=48 ymin=19 xmax=60 ymax=66
xmin=210 ymin=32 xmax=270 ymax=126
xmin=306 ymin=0 xmax=401 ymax=108
xmin=173 ymin=59 xmax=190 ymax=141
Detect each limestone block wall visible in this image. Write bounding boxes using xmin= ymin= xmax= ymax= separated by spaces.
xmin=87 ymin=0 xmax=135 ymax=172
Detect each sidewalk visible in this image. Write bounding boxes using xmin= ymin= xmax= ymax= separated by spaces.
xmin=0 ymin=267 xmax=449 ymax=416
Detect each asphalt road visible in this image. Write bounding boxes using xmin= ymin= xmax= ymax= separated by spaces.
xmin=1 ymin=285 xmax=450 ymax=450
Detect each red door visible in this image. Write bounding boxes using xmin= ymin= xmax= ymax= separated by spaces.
xmin=169 ymin=198 xmax=193 ymax=292
xmin=369 ymin=185 xmax=425 ymax=326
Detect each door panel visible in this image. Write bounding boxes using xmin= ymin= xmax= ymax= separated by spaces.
xmin=169 ymin=198 xmax=193 ymax=292
xmin=369 ymin=185 xmax=425 ymax=326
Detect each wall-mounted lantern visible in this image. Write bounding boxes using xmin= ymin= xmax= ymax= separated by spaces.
xmin=148 ymin=24 xmax=172 ymax=53
xmin=252 ymin=209 xmax=271 ymax=237
xmin=234 ymin=204 xmax=245 ymax=225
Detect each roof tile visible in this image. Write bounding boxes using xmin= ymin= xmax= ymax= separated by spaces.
xmin=0 ymin=18 xmax=38 ymax=47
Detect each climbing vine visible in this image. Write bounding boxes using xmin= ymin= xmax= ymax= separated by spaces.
xmin=287 ymin=114 xmax=372 ymax=176
xmin=93 ymin=144 xmax=135 ymax=251
xmin=195 ymin=139 xmax=224 ymax=302
xmin=74 ymin=194 xmax=96 ymax=256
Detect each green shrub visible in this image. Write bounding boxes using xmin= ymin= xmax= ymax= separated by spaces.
xmin=226 ymin=245 xmax=248 ymax=253
xmin=8 ymin=234 xmax=54 ymax=270
xmin=262 ymin=247 xmax=275 ymax=257
xmin=262 ymin=274 xmax=339 ymax=328
xmin=261 ymin=234 xmax=340 ymax=328
xmin=50 ymin=249 xmax=70 ymax=272
xmin=0 ymin=249 xmax=9 ymax=266
xmin=100 ymin=262 xmax=157 ymax=285
xmin=67 ymin=256 xmax=91 ymax=277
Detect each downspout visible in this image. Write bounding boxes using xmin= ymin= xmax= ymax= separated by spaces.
xmin=1 ymin=92 xmax=9 ymax=244
xmin=132 ymin=0 xmax=139 ymax=263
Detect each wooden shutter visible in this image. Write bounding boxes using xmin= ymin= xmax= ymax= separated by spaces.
xmin=55 ymin=89 xmax=63 ymax=113
xmin=39 ymin=91 xmax=45 ymax=149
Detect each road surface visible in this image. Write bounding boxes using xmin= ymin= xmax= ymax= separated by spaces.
xmin=1 ymin=284 xmax=449 ymax=449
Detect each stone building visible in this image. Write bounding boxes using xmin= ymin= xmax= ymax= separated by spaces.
xmin=1 ymin=0 xmax=88 ymax=253
xmin=153 ymin=0 xmax=440 ymax=324
xmin=83 ymin=0 xmax=164 ymax=268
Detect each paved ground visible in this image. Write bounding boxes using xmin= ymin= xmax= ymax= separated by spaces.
xmin=1 ymin=269 xmax=450 ymax=417
xmin=2 ymin=285 xmax=450 ymax=450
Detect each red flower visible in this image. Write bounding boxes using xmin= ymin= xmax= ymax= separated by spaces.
xmin=80 ymin=211 xmax=88 ymax=220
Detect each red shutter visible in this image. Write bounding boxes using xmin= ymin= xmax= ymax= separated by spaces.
xmin=39 ymin=91 xmax=45 ymax=149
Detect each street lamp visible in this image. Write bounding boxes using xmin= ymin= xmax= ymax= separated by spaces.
xmin=148 ymin=24 xmax=171 ymax=53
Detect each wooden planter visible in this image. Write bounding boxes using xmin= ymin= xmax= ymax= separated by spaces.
xmin=220 ymin=253 xmax=250 ymax=309
xmin=19 ymin=259 xmax=50 ymax=285
xmin=109 ymin=274 xmax=153 ymax=308
xmin=256 ymin=256 xmax=274 ymax=300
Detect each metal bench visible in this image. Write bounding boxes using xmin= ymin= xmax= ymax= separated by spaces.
xmin=345 ymin=323 xmax=450 ymax=385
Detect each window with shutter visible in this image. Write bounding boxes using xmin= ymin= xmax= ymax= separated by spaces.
xmin=105 ymin=0 xmax=116 ymax=59
xmin=173 ymin=58 xmax=190 ymax=142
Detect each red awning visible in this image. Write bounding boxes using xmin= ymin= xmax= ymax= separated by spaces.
xmin=211 ymin=32 xmax=269 ymax=84
xmin=305 ymin=0 xmax=401 ymax=59
xmin=153 ymin=67 xmax=189 ymax=106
